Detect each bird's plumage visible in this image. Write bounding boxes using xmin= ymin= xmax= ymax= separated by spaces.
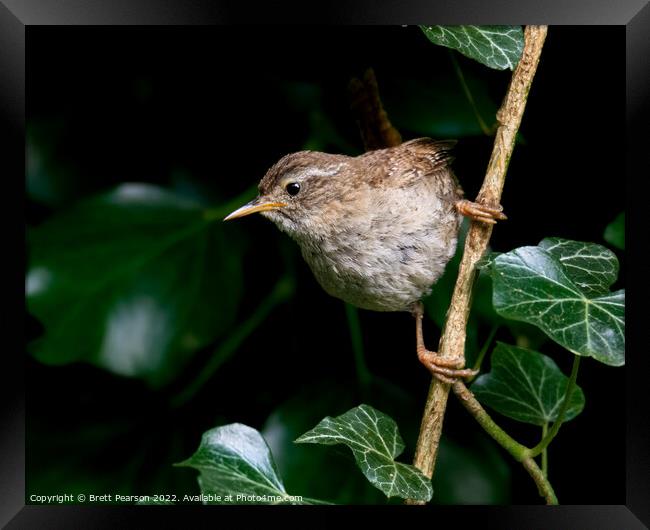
xmin=256 ymin=138 xmax=464 ymax=312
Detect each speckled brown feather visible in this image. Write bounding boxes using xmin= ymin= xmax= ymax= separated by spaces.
xmin=358 ymin=138 xmax=462 ymax=192
xmin=254 ymin=138 xmax=465 ymax=312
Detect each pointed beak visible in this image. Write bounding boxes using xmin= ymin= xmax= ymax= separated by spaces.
xmin=223 ymin=197 xmax=287 ymax=221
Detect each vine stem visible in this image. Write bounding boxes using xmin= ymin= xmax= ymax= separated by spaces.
xmin=449 ymin=49 xmax=493 ymax=136
xmin=522 ymin=456 xmax=558 ymax=504
xmin=542 ymin=423 xmax=549 ymax=477
xmin=529 ymin=355 xmax=581 ymax=456
xmin=452 ymin=380 xmax=558 ymax=504
xmin=468 ymin=323 xmax=499 ymax=381
xmin=452 ymin=354 xmax=578 ymax=503
xmin=345 ymin=303 xmax=373 ymax=393
xmin=408 ymin=26 xmax=548 ymax=503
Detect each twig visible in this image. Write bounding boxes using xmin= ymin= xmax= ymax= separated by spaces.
xmin=409 ymin=26 xmax=548 ymax=501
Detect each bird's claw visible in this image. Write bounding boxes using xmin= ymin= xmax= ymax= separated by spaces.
xmin=456 ymin=199 xmax=507 ymax=225
xmin=413 ymin=301 xmax=478 ymax=384
xmin=418 ymin=348 xmax=478 ymax=384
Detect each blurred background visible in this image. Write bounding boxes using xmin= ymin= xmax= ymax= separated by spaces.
xmin=26 ymin=26 xmax=624 ymax=504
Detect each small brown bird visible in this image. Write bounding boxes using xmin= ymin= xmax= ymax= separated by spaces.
xmin=224 ymin=138 xmax=505 ymax=382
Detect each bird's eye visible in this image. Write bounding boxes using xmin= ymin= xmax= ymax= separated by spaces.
xmin=285 ymin=182 xmax=301 ymax=196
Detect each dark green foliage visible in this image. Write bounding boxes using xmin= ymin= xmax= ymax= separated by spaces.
xmin=421 ymin=26 xmax=524 ymax=70
xmin=177 ymin=423 xmax=328 ymax=504
xmin=26 ymin=26 xmax=625 ymax=506
xmin=604 ymin=212 xmax=625 ymax=250
xmin=27 ymin=184 xmax=246 ymax=386
xmin=485 ymin=239 xmax=625 ymax=366
xmin=295 ymin=405 xmax=433 ymax=501
xmin=472 ymin=343 xmax=585 ymax=425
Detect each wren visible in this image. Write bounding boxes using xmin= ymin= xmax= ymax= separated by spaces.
xmin=225 ymin=138 xmax=506 ymax=382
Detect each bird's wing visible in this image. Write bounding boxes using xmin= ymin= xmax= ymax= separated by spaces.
xmin=400 ymin=137 xmax=457 ymax=173
xmin=361 ymin=138 xmax=463 ymax=200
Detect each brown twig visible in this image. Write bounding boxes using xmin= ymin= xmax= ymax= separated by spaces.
xmin=408 ymin=26 xmax=548 ymax=503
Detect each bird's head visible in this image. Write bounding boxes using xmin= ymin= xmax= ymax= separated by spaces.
xmin=224 ymin=151 xmax=353 ymax=238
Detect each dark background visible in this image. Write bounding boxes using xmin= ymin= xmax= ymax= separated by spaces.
xmin=26 ymin=26 xmax=625 ymax=505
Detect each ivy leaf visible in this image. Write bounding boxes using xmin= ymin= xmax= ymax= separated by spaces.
xmin=477 ymin=251 xmax=501 ymax=270
xmin=262 ymin=376 xmax=423 ymax=504
xmin=420 ymin=26 xmax=524 ymax=70
xmin=472 ymin=343 xmax=585 ymax=425
xmin=26 ymin=183 xmax=244 ymax=386
xmin=295 ymin=405 xmax=433 ymax=501
xmin=604 ymin=212 xmax=625 ymax=250
xmin=262 ymin=379 xmax=387 ymax=504
xmin=539 ymin=238 xmax=619 ymax=296
xmin=177 ymin=423 xmax=328 ymax=505
xmin=488 ymin=240 xmax=624 ymax=366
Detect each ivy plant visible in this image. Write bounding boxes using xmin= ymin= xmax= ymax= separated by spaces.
xmin=171 ymin=26 xmax=624 ymax=505
xmin=27 ymin=26 xmax=624 ymax=505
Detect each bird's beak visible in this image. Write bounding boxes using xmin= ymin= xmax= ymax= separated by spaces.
xmin=223 ymin=197 xmax=287 ymax=221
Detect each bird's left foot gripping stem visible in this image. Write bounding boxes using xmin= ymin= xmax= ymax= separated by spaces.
xmin=412 ymin=302 xmax=478 ymax=384
xmin=456 ymin=199 xmax=507 ymax=225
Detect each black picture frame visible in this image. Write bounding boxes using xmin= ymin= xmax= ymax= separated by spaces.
xmin=3 ymin=1 xmax=648 ymax=527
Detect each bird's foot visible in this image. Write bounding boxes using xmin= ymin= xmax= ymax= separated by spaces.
xmin=417 ymin=348 xmax=479 ymax=385
xmin=412 ymin=301 xmax=478 ymax=384
xmin=456 ymin=199 xmax=507 ymax=225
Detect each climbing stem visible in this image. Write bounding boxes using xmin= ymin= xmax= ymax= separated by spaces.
xmin=542 ymin=423 xmax=549 ymax=477
xmin=449 ymin=49 xmax=493 ymax=136
xmin=453 ymin=381 xmax=558 ymax=504
xmin=452 ymin=381 xmax=529 ymax=461
xmin=528 ymin=355 xmax=581 ymax=457
xmin=468 ymin=324 xmax=499 ymax=381
xmin=522 ymin=456 xmax=558 ymax=504
xmin=409 ymin=26 xmax=548 ymax=502
xmin=345 ymin=303 xmax=372 ymax=392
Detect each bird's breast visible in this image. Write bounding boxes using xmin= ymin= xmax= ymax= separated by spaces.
xmin=295 ymin=186 xmax=462 ymax=312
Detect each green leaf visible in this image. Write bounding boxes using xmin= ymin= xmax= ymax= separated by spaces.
xmin=262 ymin=379 xmax=387 ymax=504
xmin=295 ymin=405 xmax=432 ymax=501
xmin=488 ymin=240 xmax=625 ymax=366
xmin=604 ymin=212 xmax=625 ymax=250
xmin=26 ymin=183 xmax=244 ymax=386
xmin=177 ymin=423 xmax=327 ymax=505
xmin=421 ymin=26 xmax=524 ymax=71
xmin=539 ymin=238 xmax=619 ymax=296
xmin=472 ymin=343 xmax=585 ymax=425
xmin=476 ymin=251 xmax=501 ymax=270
